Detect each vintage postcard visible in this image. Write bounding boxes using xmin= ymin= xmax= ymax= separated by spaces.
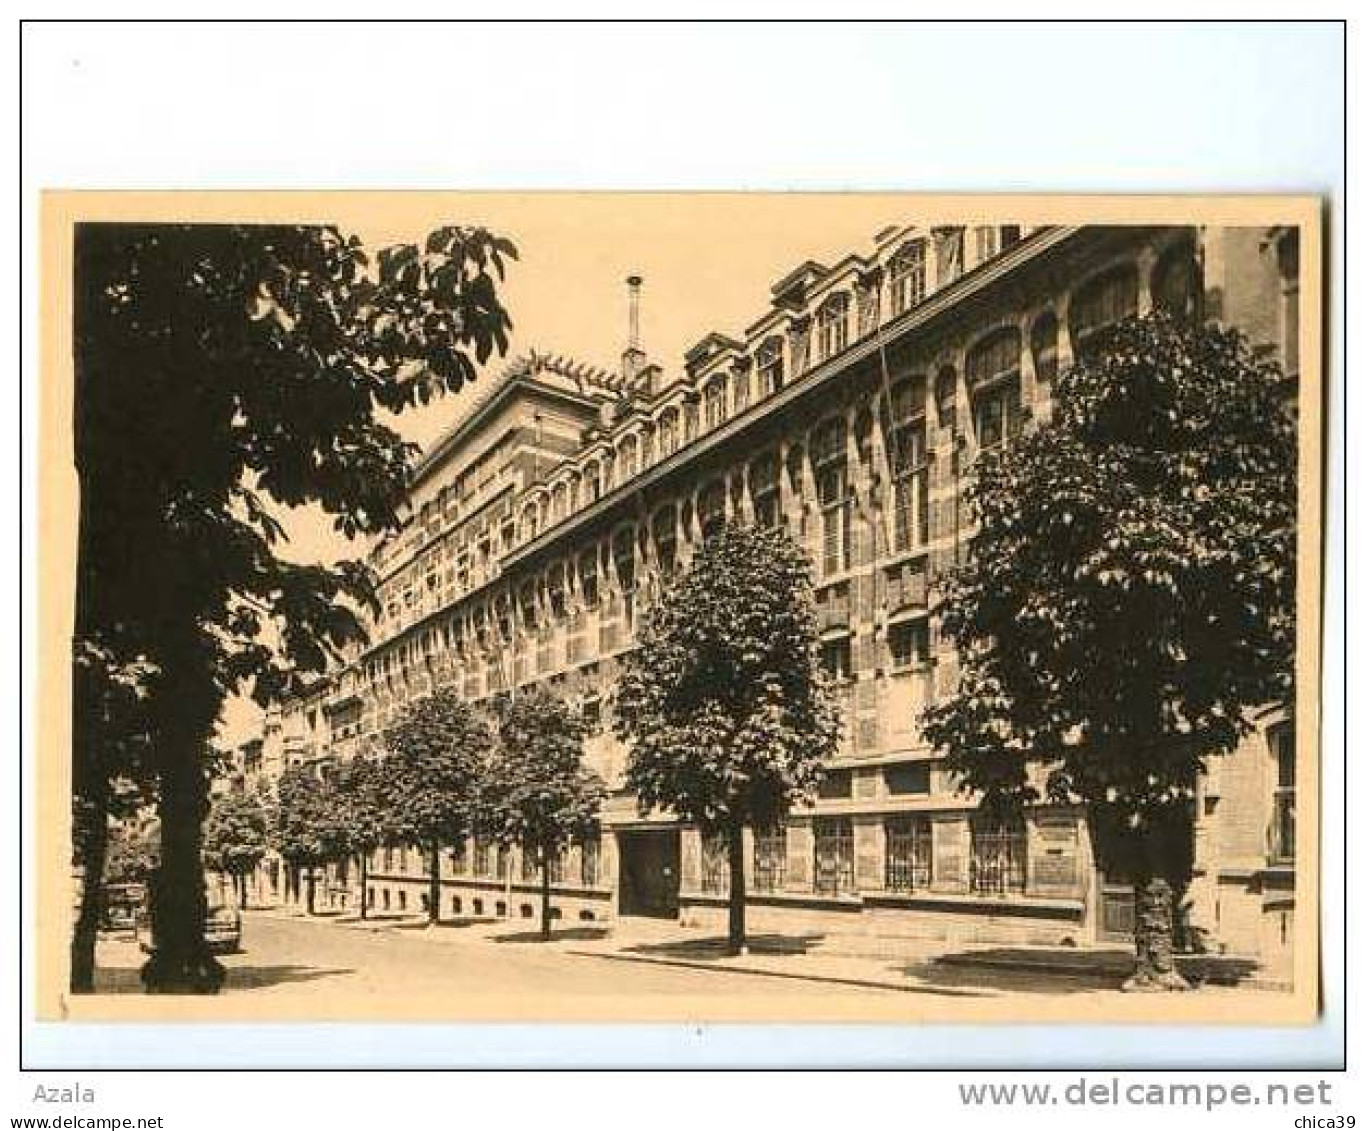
xmin=37 ymin=192 xmax=1322 ymax=1029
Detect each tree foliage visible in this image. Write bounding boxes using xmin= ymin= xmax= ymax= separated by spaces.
xmin=384 ymin=690 xmax=490 ymax=922
xmin=73 ymin=220 xmax=516 ymax=987
xmin=616 ymin=523 xmax=839 ymax=830
xmin=203 ymin=788 xmax=270 ymax=881
xmin=483 ymin=690 xmax=604 ymax=937
xmin=615 ymin=523 xmax=839 ymax=951
xmin=384 ymin=690 xmax=490 ymax=850
xmin=921 ymin=312 xmax=1296 ymax=985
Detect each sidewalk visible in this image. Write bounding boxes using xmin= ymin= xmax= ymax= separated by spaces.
xmin=244 ymin=906 xmax=1289 ymax=996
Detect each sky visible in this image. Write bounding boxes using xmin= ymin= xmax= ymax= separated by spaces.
xmin=218 ymin=193 xmax=924 ymax=744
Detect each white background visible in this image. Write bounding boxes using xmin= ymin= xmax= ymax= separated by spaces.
xmin=11 ymin=10 xmax=1354 ymax=1124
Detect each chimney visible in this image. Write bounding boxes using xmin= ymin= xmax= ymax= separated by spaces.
xmin=622 ymin=274 xmax=647 ymax=387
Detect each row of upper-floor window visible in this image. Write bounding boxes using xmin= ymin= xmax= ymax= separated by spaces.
xmin=370 ymin=243 xmax=1200 ymax=639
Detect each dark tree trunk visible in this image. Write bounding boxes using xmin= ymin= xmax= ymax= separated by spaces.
xmin=358 ymin=853 xmax=369 ymax=920
xmin=540 ymin=848 xmax=552 ymax=941
xmin=305 ymin=866 xmax=317 ymax=915
xmin=1124 ymin=874 xmax=1190 ymax=991
xmin=141 ymin=704 xmax=223 ymax=994
xmin=727 ymin=820 xmax=747 ymax=956
xmin=428 ymin=839 xmax=441 ymax=925
xmin=70 ymin=782 xmax=110 ymax=994
xmin=237 ymin=870 xmax=248 ymax=910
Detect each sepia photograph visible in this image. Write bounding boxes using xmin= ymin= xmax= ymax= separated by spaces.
xmin=37 ymin=193 xmax=1322 ymax=1029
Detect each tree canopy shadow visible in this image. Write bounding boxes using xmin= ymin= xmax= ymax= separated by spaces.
xmin=92 ymin=962 xmax=354 ymax=994
xmin=492 ymin=926 xmax=613 ymax=944
xmin=622 ymin=932 xmax=826 ymax=962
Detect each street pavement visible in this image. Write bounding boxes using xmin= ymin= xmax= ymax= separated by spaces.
xmin=92 ymin=910 xmax=1290 ymax=1016
xmin=94 ymin=912 xmax=911 ymax=1002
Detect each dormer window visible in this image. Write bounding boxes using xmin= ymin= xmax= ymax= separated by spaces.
xmin=658 ymin=408 xmax=679 ymax=456
xmin=704 ymin=375 xmax=728 ymax=431
xmin=816 ymin=293 xmax=850 ymax=361
xmin=584 ymin=460 xmax=601 ymax=502
xmin=619 ymin=434 xmax=639 ymax=480
xmin=888 ymin=240 xmax=927 ymax=316
xmin=756 ymin=337 xmax=784 ymax=397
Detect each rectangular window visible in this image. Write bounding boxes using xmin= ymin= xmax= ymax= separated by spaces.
xmin=820 ymin=637 xmax=852 ymax=683
xmin=580 ymin=835 xmax=601 ymax=887
xmin=885 ymin=815 xmax=933 ymax=891
xmin=974 ymin=380 xmax=1022 ymax=451
xmin=1270 ymin=723 xmax=1296 ymax=862
xmin=888 ymin=620 xmax=930 ymax=670
xmin=813 ymin=818 xmax=855 ymax=896
xmin=970 ymin=815 xmax=1027 ymax=896
xmin=700 ymin=832 xmax=729 ymax=895
xmin=817 ymin=769 xmax=853 ymax=800
xmin=753 ymin=826 xmax=786 ymax=893
xmin=884 ymin=762 xmax=931 ymax=796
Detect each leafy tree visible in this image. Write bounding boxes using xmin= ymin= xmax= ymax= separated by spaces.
xmin=483 ymin=690 xmax=605 ymax=940
xmin=333 ymin=754 xmax=391 ymax=920
xmin=385 ymin=691 xmax=490 ymax=925
xmin=74 ymin=221 xmax=515 ymax=991
xmin=615 ymin=523 xmax=840 ymax=954
xmin=922 ymin=313 xmax=1296 ymax=990
xmin=104 ymin=811 xmax=161 ymax=886
xmin=271 ymin=766 xmax=336 ymax=915
xmin=203 ymin=787 xmax=270 ymax=909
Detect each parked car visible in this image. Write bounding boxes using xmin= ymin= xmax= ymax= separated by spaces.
xmin=134 ymin=897 xmax=243 ymax=955
xmin=204 ymin=901 xmax=243 ymax=954
xmin=99 ymin=882 xmax=145 ymax=937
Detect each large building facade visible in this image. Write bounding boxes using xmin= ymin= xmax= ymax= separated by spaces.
xmin=244 ymin=222 xmax=1301 ymax=973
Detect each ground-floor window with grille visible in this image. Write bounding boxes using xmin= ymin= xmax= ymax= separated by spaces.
xmin=521 ymin=847 xmax=540 ymax=883
xmin=473 ymin=837 xmax=494 ymax=878
xmin=753 ymin=825 xmax=787 ymax=893
xmin=970 ymin=814 xmax=1027 ymax=896
xmin=700 ymin=831 xmax=729 ymax=895
xmin=813 ymin=817 xmax=855 ymax=896
xmin=885 ymin=815 xmax=932 ymax=891
xmin=580 ymin=835 xmax=601 ymax=887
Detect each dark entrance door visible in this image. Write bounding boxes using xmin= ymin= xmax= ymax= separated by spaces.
xmin=618 ymin=829 xmax=681 ymax=918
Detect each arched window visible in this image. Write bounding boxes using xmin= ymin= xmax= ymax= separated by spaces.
xmin=658 ymin=408 xmax=679 ymax=456
xmin=888 ymin=240 xmax=927 ymax=316
xmin=749 ymin=451 xmax=781 ymax=529
xmin=704 ymin=375 xmax=728 ymax=430
xmin=756 ymin=337 xmax=784 ymax=397
xmin=1153 ymin=243 xmax=1199 ymax=323
xmin=551 ymin=482 xmax=567 ymax=521
xmin=1030 ymin=311 xmax=1059 ymax=385
xmin=887 ymin=376 xmax=929 ymax=551
xmin=584 ymin=460 xmax=601 ymax=502
xmin=817 ymin=293 xmax=850 ymax=360
xmin=967 ymin=328 xmax=1024 ymax=452
xmin=652 ymin=505 xmax=678 ymax=575
xmin=812 ymin=418 xmax=850 ymax=575
xmin=619 ymin=434 xmax=639 ymax=480
xmin=699 ymin=480 xmax=727 ymax=540
xmin=1069 ymin=264 xmax=1138 ymax=352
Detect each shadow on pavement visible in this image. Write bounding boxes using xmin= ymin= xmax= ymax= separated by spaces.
xmin=491 ymin=927 xmax=613 ymax=944
xmin=920 ymin=946 xmax=1265 ymax=994
xmin=93 ymin=963 xmax=355 ymax=994
xmin=622 ymin=933 xmax=826 ymax=961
